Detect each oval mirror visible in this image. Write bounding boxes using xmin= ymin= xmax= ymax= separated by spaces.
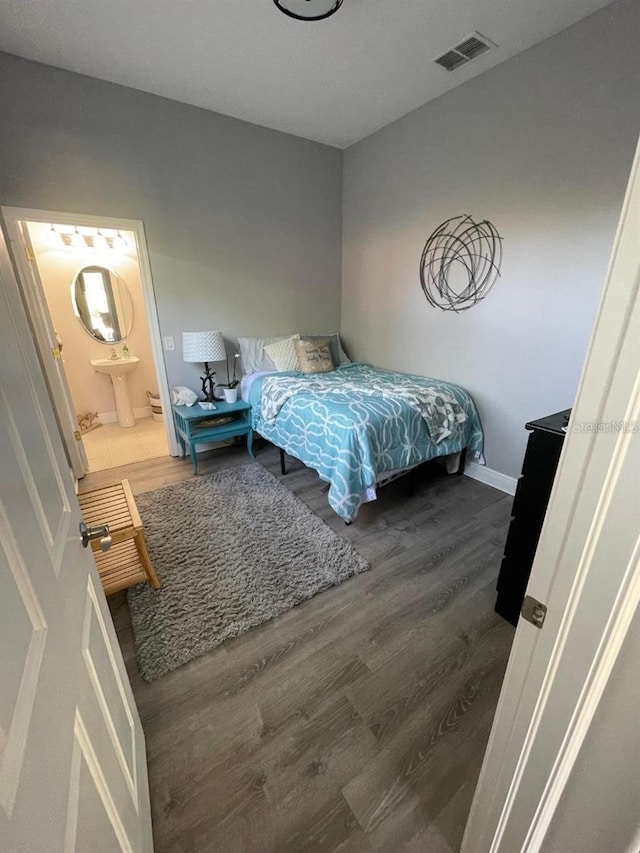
xmin=71 ymin=266 xmax=133 ymax=343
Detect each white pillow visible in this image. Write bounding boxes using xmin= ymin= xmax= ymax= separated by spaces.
xmin=263 ymin=335 xmax=300 ymax=372
xmin=237 ymin=335 xmax=290 ymax=375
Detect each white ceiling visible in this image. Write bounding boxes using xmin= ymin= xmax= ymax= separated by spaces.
xmin=0 ymin=0 xmax=615 ymax=148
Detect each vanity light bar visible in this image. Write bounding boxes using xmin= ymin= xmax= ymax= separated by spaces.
xmin=53 ymin=226 xmax=129 ymax=252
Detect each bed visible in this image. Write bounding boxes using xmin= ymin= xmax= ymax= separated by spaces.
xmin=243 ymin=361 xmax=484 ymax=522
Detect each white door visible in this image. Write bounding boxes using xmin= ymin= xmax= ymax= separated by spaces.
xmin=462 ymin=140 xmax=640 ymax=849
xmin=9 ymin=219 xmax=88 ymax=479
xmin=0 ymin=228 xmax=152 ymax=850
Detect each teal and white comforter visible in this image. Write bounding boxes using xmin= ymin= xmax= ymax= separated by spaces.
xmin=248 ymin=363 xmax=483 ymax=521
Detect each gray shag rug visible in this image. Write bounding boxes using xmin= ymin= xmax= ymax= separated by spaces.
xmin=127 ymin=464 xmax=369 ymax=681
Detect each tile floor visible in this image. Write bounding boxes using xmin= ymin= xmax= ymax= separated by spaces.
xmin=82 ymin=416 xmax=169 ymax=472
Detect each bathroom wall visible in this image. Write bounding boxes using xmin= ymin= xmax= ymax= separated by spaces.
xmin=27 ymin=222 xmax=158 ymax=420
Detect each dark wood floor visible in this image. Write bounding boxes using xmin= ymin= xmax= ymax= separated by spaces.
xmin=86 ymin=443 xmax=515 ymax=853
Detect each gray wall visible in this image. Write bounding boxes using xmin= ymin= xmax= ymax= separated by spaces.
xmin=342 ymin=0 xmax=640 ymax=478
xmin=2 ymin=1 xmax=639 ymax=474
xmin=0 ymin=52 xmax=343 ymax=391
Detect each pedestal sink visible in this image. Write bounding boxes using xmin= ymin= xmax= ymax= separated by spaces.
xmin=91 ymin=357 xmax=140 ymax=428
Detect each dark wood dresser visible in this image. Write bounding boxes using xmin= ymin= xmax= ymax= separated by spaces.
xmin=495 ymin=409 xmax=571 ymax=626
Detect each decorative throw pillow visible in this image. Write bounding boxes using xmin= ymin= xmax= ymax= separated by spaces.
xmin=298 ymin=333 xmax=350 ymax=366
xmin=237 ymin=335 xmax=290 ymax=375
xmin=263 ymin=335 xmax=300 ymax=372
xmin=294 ymin=338 xmax=335 ymax=374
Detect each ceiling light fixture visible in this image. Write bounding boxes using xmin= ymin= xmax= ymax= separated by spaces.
xmin=273 ymin=0 xmax=343 ymax=21
xmin=71 ymin=227 xmax=85 ymax=249
xmin=93 ymin=229 xmax=108 ymax=250
xmin=112 ymin=231 xmax=129 ymax=252
xmin=48 ymin=224 xmax=61 ymax=248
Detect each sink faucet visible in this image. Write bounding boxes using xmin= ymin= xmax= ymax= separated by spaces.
xmin=110 ymin=348 xmax=119 ymax=360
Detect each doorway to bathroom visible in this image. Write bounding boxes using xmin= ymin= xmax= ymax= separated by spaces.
xmin=2 ymin=207 xmax=178 ymax=478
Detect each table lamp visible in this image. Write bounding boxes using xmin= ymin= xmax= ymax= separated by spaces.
xmin=182 ymin=331 xmax=227 ymax=402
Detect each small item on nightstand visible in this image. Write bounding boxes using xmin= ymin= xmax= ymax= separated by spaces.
xmin=212 ymin=383 xmax=228 ymax=402
xmin=198 ymin=401 xmax=217 ymax=411
xmin=171 ymin=386 xmax=198 ymax=406
xmin=182 ymin=330 xmax=227 ymax=402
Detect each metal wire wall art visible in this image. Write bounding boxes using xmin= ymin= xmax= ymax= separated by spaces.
xmin=419 ymin=214 xmax=503 ymax=312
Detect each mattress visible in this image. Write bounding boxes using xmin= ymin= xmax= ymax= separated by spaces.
xmin=247 ymin=363 xmax=484 ymax=521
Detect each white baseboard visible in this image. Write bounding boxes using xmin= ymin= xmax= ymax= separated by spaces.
xmin=97 ymin=406 xmax=152 ymax=424
xmin=464 ymin=459 xmax=517 ymax=496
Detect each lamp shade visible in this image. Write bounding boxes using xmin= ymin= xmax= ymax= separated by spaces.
xmin=182 ymin=331 xmax=226 ymax=363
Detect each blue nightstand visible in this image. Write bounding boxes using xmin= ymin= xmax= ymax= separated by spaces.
xmin=172 ymin=400 xmax=254 ymax=474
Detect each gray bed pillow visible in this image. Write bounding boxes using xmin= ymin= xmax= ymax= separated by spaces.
xmin=237 ymin=335 xmax=291 ymax=375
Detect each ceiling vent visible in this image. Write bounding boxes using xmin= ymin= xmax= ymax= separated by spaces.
xmin=434 ymin=32 xmax=494 ymax=72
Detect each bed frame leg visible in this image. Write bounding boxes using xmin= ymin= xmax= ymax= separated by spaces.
xmin=457 ymin=447 xmax=467 ymax=476
xmin=406 ymin=467 xmax=418 ymax=498
xmin=280 ymin=448 xmax=287 ymax=476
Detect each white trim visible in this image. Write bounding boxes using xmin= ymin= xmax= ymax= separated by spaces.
xmin=96 ymin=407 xmax=153 ymax=425
xmin=520 ymin=382 xmax=640 ymax=851
xmin=2 ymin=218 xmax=89 ymax=478
xmin=464 ymin=459 xmax=517 ymax=496
xmin=130 ymin=219 xmax=178 ymax=457
xmin=526 ymin=543 xmax=640 ymax=850
xmin=1 ymin=206 xmax=179 ymax=458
